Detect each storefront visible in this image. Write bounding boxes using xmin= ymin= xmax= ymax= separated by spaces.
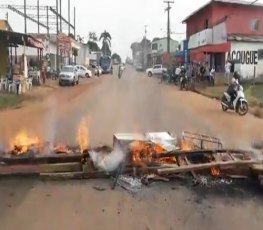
xmin=226 ymin=39 xmax=263 ymax=79
xmin=0 ymin=29 xmax=44 ymax=80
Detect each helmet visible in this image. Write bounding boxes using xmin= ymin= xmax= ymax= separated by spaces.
xmin=233 ymin=71 xmax=240 ymax=80
xmin=231 ymin=77 xmax=238 ymax=84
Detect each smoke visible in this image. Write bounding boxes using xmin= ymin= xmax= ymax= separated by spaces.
xmin=89 ymin=144 xmax=126 ymax=172
xmin=44 ymin=97 xmax=58 ymax=146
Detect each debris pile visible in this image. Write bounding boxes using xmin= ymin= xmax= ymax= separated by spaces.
xmin=0 ymin=130 xmax=263 ymax=192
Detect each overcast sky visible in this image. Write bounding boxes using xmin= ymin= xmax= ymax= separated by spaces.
xmin=0 ymin=0 xmax=262 ymax=59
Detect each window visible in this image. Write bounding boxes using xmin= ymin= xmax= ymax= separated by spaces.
xmin=154 ymin=65 xmax=161 ymax=69
xmin=250 ymin=19 xmax=259 ymax=31
xmin=204 ymin=19 xmax=209 ymax=29
xmin=258 ymin=49 xmax=263 ymax=60
xmin=152 ymin=43 xmax=158 ymax=50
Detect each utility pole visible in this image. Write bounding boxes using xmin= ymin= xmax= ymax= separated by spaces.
xmin=142 ymin=25 xmax=148 ymax=69
xmin=59 ymin=0 xmax=62 ymax=32
xmin=164 ymin=0 xmax=174 ymax=56
xmin=74 ymin=7 xmax=76 ymax=39
xmin=144 ymin=25 xmax=148 ymax=38
xmin=56 ymin=0 xmax=59 ymax=72
xmin=47 ymin=6 xmax=49 ymax=35
xmin=37 ymin=0 xmax=40 ymax=33
xmin=24 ymin=0 xmax=27 ymax=34
xmin=68 ymin=0 xmax=70 ymax=35
xmin=5 ymin=12 xmax=8 ymax=22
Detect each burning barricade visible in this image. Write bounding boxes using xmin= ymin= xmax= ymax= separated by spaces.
xmin=0 ymin=129 xmax=263 ymax=192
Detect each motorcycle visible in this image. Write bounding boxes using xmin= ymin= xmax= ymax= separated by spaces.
xmin=118 ymin=69 xmax=123 ymax=79
xmin=221 ymin=84 xmax=248 ymax=116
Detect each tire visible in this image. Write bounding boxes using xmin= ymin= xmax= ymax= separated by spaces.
xmin=148 ymin=72 xmax=152 ymax=77
xmin=76 ymin=78 xmax=79 ymax=85
xmin=221 ymin=95 xmax=228 ymax=111
xmin=59 ymin=81 xmax=62 ymax=86
xmin=72 ymin=78 xmax=76 ymax=86
xmin=237 ymin=101 xmax=248 ymax=116
xmin=85 ymin=73 xmax=90 ymax=78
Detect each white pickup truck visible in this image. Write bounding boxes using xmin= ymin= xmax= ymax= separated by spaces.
xmin=146 ymin=64 xmax=167 ymax=77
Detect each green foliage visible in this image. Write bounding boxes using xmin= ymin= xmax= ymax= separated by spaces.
xmin=100 ymin=30 xmax=112 ymax=55
xmin=112 ymin=53 xmax=121 ymax=63
xmin=0 ymin=94 xmax=20 ymax=110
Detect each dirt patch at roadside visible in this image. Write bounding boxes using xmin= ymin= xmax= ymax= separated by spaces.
xmin=0 ymin=79 xmax=101 ymax=147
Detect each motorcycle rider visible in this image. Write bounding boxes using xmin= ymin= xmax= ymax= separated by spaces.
xmin=118 ymin=64 xmax=122 ymax=78
xmin=175 ymin=65 xmax=181 ymax=82
xmin=227 ymin=71 xmax=240 ymax=103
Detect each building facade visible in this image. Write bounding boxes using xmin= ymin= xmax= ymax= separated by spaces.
xmin=183 ymin=0 xmax=263 ymax=79
xmin=151 ymin=37 xmax=179 ymax=65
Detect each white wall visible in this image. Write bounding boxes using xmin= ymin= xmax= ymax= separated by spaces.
xmin=76 ymin=44 xmax=90 ymax=66
xmin=16 ymin=40 xmax=57 ymax=57
xmin=227 ymin=41 xmax=262 ymax=79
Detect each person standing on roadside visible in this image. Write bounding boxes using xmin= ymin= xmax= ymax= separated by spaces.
xmin=225 ymin=60 xmax=231 ymax=85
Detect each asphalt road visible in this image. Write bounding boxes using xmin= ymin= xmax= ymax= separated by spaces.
xmin=1 ymin=66 xmax=263 ymax=230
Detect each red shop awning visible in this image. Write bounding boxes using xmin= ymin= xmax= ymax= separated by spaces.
xmin=190 ymin=42 xmax=230 ymax=54
xmin=27 ymin=36 xmax=44 ymax=49
xmin=190 ymin=42 xmax=230 ymax=62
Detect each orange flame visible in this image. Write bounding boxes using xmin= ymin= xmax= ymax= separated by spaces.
xmin=77 ymin=118 xmax=89 ymax=153
xmin=9 ymin=130 xmax=41 ymax=155
xmin=211 ymin=167 xmax=220 ymax=177
xmin=180 ymin=139 xmax=193 ymax=151
xmin=129 ymin=141 xmax=176 ymax=166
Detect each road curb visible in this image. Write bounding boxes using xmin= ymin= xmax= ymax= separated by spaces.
xmin=192 ymin=88 xmax=221 ymax=101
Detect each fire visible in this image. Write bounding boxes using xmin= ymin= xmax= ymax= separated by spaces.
xmin=211 ymin=167 xmax=220 ymax=177
xmin=180 ymin=139 xmax=193 ymax=151
xmin=129 ymin=141 xmax=176 ymax=166
xmin=77 ymin=118 xmax=89 ymax=153
xmin=9 ymin=130 xmax=41 ymax=155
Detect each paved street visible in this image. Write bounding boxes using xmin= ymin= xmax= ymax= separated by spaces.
xmin=1 ymin=66 xmax=263 ymax=230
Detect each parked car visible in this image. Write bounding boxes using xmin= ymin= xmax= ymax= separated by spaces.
xmin=146 ymin=64 xmax=167 ymax=77
xmin=59 ymin=65 xmax=79 ymax=86
xmin=75 ymin=65 xmax=92 ymax=78
xmin=135 ymin=64 xmax=143 ymax=71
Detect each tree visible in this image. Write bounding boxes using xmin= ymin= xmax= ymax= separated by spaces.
xmin=77 ymin=35 xmax=84 ymax=43
xmin=68 ymin=33 xmax=75 ymax=39
xmin=87 ymin=32 xmax=99 ymax=52
xmin=112 ymin=53 xmax=121 ymax=63
xmin=89 ymin=32 xmax=98 ymax=42
xmin=99 ymin=30 xmax=112 ymax=56
xmin=87 ymin=41 xmax=100 ymax=52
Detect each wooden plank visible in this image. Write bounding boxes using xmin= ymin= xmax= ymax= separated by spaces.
xmin=0 ymin=153 xmax=89 ymax=165
xmin=153 ymin=149 xmax=254 ymax=159
xmin=0 ymin=163 xmax=82 ymax=175
xmin=251 ymin=164 xmax=263 ymax=172
xmin=39 ymin=163 xmax=82 ymax=173
xmin=184 ymin=156 xmax=197 ymax=178
xmin=157 ymin=160 xmax=257 ymax=175
xmin=0 ymin=165 xmax=41 ymax=175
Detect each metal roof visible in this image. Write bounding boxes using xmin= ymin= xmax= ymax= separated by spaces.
xmin=182 ymin=0 xmax=263 ymax=23
xmin=0 ymin=29 xmax=44 ymax=49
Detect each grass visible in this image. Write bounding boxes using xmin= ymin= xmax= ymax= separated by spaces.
xmin=0 ymin=94 xmax=22 ymax=110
